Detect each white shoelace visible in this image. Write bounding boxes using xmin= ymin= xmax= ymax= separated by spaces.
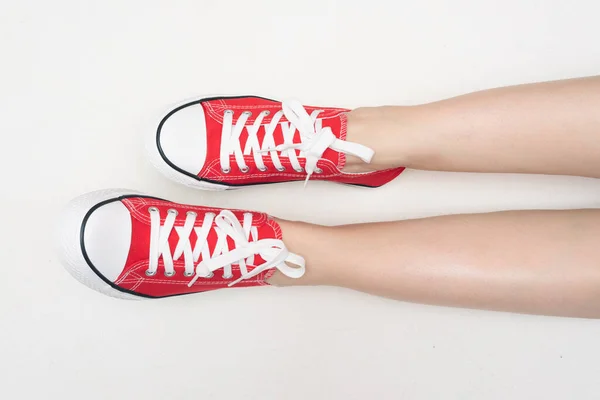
xmin=146 ymin=207 xmax=305 ymax=287
xmin=220 ymin=99 xmax=375 ymax=185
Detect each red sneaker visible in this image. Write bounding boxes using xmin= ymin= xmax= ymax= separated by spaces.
xmin=57 ymin=190 xmax=305 ymax=299
xmin=147 ymin=96 xmax=404 ymax=190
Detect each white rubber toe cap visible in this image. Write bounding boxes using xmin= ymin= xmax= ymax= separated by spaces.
xmin=57 ymin=189 xmax=140 ymax=299
xmin=83 ymin=201 xmax=132 ymax=282
xmin=157 ymin=102 xmax=208 ymax=175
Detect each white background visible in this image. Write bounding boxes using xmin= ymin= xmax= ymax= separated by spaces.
xmin=2 ymin=1 xmax=600 ymax=399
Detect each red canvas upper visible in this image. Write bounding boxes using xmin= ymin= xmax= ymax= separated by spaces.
xmin=105 ymin=196 xmax=282 ymax=298
xmin=161 ymin=96 xmax=405 ymax=187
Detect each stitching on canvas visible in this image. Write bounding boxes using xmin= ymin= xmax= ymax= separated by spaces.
xmin=204 ymin=157 xmax=341 ymax=181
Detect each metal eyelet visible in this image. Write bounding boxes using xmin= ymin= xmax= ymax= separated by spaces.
xmin=258 ymin=166 xmax=268 ymax=172
xmin=167 ymin=209 xmax=178 ymax=216
xmin=242 ymin=111 xmax=252 ymax=116
xmin=276 ymin=166 xmax=286 ymax=172
xmin=145 ymin=270 xmax=157 ymax=277
xmin=224 ymin=110 xmax=233 ymax=116
xmin=315 ymin=168 xmax=323 ymax=174
xmin=186 ymin=211 xmax=197 ymax=217
xmin=222 ymin=274 xmax=233 ymax=279
xmin=148 ymin=206 xmax=158 ymax=213
xmin=164 ymin=271 xmax=175 ymax=277
xmin=183 ymin=271 xmax=194 ymax=277
xmin=240 ymin=166 xmax=250 ymax=173
xmin=221 ymin=167 xmax=231 ymax=174
xmin=262 ymin=110 xmax=270 ymax=116
xmin=294 ymin=167 xmax=304 ymax=173
xmin=205 ymin=272 xmax=214 ymax=278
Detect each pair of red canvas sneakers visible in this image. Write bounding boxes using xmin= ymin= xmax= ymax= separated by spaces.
xmin=58 ymin=96 xmax=404 ymax=299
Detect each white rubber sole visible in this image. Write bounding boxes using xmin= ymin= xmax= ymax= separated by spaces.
xmin=57 ymin=189 xmax=143 ymax=300
xmin=145 ymin=96 xmax=232 ymax=191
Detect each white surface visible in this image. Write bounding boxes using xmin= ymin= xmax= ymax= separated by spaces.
xmin=2 ymin=1 xmax=600 ymax=399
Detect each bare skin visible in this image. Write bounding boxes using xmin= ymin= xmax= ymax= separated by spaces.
xmin=344 ymin=76 xmax=600 ymax=176
xmin=269 ymin=76 xmax=600 ymax=318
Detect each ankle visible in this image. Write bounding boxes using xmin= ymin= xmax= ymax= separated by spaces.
xmin=343 ymin=106 xmax=399 ymax=171
xmin=344 ymin=105 xmax=428 ymax=171
xmin=267 ymin=219 xmax=334 ymax=287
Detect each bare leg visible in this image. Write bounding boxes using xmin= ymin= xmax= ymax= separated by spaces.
xmin=270 ymin=210 xmax=600 ymax=318
xmin=266 ymin=77 xmax=600 ymax=318
xmin=345 ymin=76 xmax=600 ymax=177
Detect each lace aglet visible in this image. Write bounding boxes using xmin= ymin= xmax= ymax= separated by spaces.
xmin=303 ymin=172 xmax=313 ymax=188
xmin=187 ymin=275 xmax=199 ymax=287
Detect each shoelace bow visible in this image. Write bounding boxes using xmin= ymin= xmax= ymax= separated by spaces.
xmin=147 ymin=208 xmax=305 ymax=287
xmin=220 ymin=99 xmax=374 ymax=186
